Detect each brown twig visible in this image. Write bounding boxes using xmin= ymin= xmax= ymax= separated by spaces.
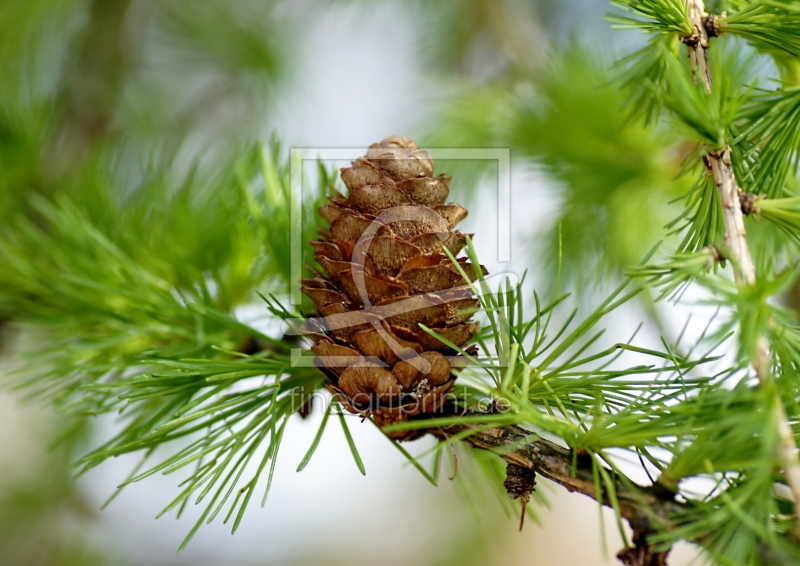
xmin=432 ymin=423 xmax=681 ymax=564
xmin=682 ymin=0 xmax=712 ymax=92
xmin=448 ymin=442 xmax=459 ymax=481
xmin=738 ymin=191 xmax=760 ymax=217
xmin=424 ymin=415 xmax=800 ymax=565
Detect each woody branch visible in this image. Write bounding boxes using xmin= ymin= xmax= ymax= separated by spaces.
xmin=687 ymin=0 xmax=800 ymax=526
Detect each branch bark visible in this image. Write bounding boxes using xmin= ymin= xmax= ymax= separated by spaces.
xmin=433 ymin=423 xmax=681 ymax=565
xmin=688 ymin=0 xmax=800 ymax=526
xmin=683 ymin=0 xmax=712 ymax=92
xmin=427 ymin=416 xmax=800 ymax=565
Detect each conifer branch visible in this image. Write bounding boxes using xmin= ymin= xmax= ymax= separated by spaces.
xmin=703 ymin=148 xmax=756 ymax=286
xmin=434 ymin=421 xmax=682 ymax=566
xmin=437 ymin=416 xmax=795 ymax=565
xmin=7 ymin=3 xmax=800 ymax=562
xmin=683 ymin=0 xmax=712 ymax=92
xmin=688 ymin=0 xmax=800 ymax=525
xmin=707 ymin=119 xmax=800 ymax=539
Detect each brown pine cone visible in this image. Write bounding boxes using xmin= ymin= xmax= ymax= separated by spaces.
xmin=303 ymin=136 xmax=486 ymax=440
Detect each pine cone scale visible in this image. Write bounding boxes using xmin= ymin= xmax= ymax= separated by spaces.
xmin=304 ymin=136 xmax=485 ymax=440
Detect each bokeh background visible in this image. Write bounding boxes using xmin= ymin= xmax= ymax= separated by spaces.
xmin=0 ymin=1 xmax=712 ymax=564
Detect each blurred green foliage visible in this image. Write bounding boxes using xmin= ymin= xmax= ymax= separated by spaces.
xmin=0 ymin=415 xmax=109 ymax=566
xmin=0 ymin=1 xmax=296 ymax=563
xmin=429 ymin=46 xmax=693 ymax=286
xmin=3 ymin=0 xmax=800 ymax=565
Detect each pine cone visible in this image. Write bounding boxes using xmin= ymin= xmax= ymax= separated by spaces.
xmin=303 ymin=136 xmax=486 ymax=440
